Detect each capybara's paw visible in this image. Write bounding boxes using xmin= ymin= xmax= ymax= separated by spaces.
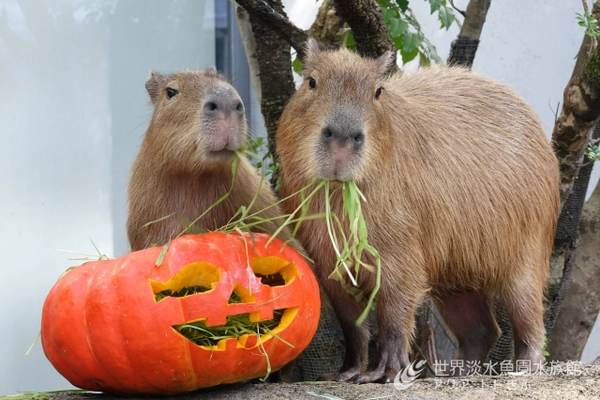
xmin=356 ymin=353 xmax=410 ymax=383
xmin=355 ymin=368 xmax=386 ymax=384
xmin=319 ymin=368 xmax=362 ymax=382
xmin=335 ymin=368 xmax=362 ymax=382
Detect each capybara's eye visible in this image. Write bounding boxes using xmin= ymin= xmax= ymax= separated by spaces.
xmin=308 ymin=77 xmax=317 ymax=90
xmin=375 ymin=87 xmax=383 ymax=100
xmin=166 ymin=87 xmax=179 ymax=99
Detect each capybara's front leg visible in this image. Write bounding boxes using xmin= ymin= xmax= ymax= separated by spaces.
xmin=354 ymin=260 xmax=427 ymax=384
xmin=356 ymin=291 xmax=419 ymax=383
xmin=319 ymin=278 xmax=370 ymax=382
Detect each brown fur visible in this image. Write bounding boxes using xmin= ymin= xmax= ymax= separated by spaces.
xmin=127 ymin=69 xmax=293 ymax=251
xmin=277 ymin=40 xmax=560 ymax=383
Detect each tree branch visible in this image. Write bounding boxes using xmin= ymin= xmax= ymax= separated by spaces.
xmin=448 ymin=0 xmax=466 ymax=17
xmin=235 ymin=0 xmax=308 ymax=59
xmin=582 ymin=0 xmax=590 ymax=14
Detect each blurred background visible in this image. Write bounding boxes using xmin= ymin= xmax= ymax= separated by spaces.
xmin=0 ymin=0 xmax=597 ymax=394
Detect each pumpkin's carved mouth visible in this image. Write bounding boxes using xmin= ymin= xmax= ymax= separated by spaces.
xmin=148 ymin=256 xmax=300 ymax=350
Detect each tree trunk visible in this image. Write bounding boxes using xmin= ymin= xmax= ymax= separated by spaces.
xmin=235 ymin=0 xmax=295 ymax=190
xmin=333 ymin=0 xmax=396 ymax=64
xmin=447 ymin=0 xmax=491 ymax=67
xmin=236 ymin=7 xmax=262 ymax=106
xmin=552 ymin=1 xmax=600 ymax=207
xmin=547 ymin=138 xmax=600 ymax=361
xmin=235 ymin=0 xmax=307 ymax=59
xmin=307 ymin=0 xmax=344 ymax=50
xmin=546 ymin=2 xmax=600 ymax=350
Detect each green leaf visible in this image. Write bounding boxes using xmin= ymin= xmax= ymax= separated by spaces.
xmin=422 ymin=37 xmax=443 ymax=63
xmin=402 ymin=32 xmax=422 ymax=53
xmin=585 ymin=144 xmax=600 ymax=161
xmin=388 ymin=17 xmax=408 ymax=38
xmin=392 ymin=35 xmax=403 ymax=51
xmin=438 ymin=6 xmax=455 ymax=29
xmin=575 ymin=12 xmax=600 ymax=37
xmin=428 ymin=0 xmax=444 ymax=13
xmin=142 ymin=212 xmax=176 ymax=228
xmin=156 ymin=242 xmax=170 ymax=267
xmin=378 ymin=0 xmax=393 ymax=9
xmin=419 ymin=51 xmax=431 ymax=67
xmin=400 ymin=46 xmax=420 ymax=63
xmin=345 ymin=31 xmax=356 ymax=50
xmin=395 ymin=0 xmax=409 ymax=12
xmin=381 ymin=6 xmax=396 ymax=22
xmin=292 ymin=57 xmax=303 ymax=75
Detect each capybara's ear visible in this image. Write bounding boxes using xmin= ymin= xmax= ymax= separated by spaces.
xmin=374 ymin=51 xmax=395 ymax=76
xmin=303 ymin=38 xmax=321 ymax=74
xmin=145 ymin=70 xmax=165 ymax=104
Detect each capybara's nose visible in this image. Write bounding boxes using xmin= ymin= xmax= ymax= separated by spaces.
xmin=321 ymin=125 xmax=365 ymax=148
xmin=202 ymin=88 xmax=244 ymax=116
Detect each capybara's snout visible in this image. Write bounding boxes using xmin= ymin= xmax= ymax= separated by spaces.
xmin=201 ymin=82 xmax=246 ymax=153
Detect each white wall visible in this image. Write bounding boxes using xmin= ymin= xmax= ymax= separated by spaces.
xmin=0 ymin=0 xmax=215 ymax=394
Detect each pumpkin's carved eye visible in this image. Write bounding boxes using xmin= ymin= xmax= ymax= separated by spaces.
xmin=151 ymin=262 xmax=220 ymax=302
xmin=252 ymin=256 xmax=299 ymax=287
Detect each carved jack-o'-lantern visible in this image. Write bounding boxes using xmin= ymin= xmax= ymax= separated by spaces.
xmin=41 ymin=232 xmax=320 ymax=394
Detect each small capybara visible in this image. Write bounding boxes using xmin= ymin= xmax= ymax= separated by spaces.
xmin=277 ymin=39 xmax=560 ymax=383
xmin=127 ymin=69 xmax=293 ymax=251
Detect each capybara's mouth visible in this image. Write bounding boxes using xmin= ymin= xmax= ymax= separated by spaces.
xmin=316 ymin=170 xmax=357 ymax=183
xmin=208 ymin=149 xmax=236 ymax=158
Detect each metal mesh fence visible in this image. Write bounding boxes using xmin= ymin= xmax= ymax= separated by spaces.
xmin=545 ymin=124 xmax=599 ymax=333
xmin=448 ymin=36 xmax=480 ymax=67
xmin=292 ymin=290 xmax=344 ymax=381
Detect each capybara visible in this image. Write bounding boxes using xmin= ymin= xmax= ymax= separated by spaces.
xmin=277 ymin=39 xmax=560 ymax=383
xmin=127 ymin=69 xmax=293 ymax=251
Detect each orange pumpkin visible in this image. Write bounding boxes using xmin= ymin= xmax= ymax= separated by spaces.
xmin=41 ymin=232 xmax=320 ymax=394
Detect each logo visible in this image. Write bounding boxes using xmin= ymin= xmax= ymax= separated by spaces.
xmin=393 ymin=359 xmax=427 ymax=391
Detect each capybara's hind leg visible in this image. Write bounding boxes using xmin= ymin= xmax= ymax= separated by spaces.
xmin=502 ymin=274 xmax=546 ymax=370
xmin=320 ymin=280 xmax=370 ymax=382
xmin=434 ymin=291 xmax=500 ymax=376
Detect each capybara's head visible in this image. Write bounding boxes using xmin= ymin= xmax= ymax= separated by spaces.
xmin=144 ymin=69 xmax=246 ymax=172
xmin=278 ymin=39 xmax=395 ymax=183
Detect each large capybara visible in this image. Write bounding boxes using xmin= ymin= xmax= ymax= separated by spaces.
xmin=277 ymin=39 xmax=560 ymax=383
xmin=127 ymin=69 xmax=294 ymax=251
